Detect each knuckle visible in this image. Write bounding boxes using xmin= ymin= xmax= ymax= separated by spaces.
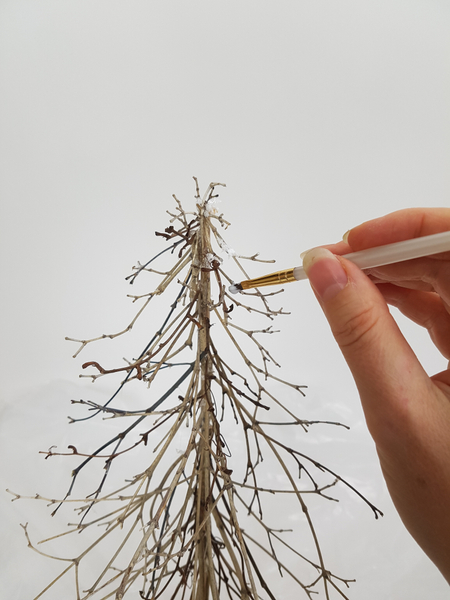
xmin=331 ymin=304 xmax=381 ymax=351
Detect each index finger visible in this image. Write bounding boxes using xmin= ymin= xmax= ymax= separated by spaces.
xmin=347 ymin=208 xmax=450 ymax=251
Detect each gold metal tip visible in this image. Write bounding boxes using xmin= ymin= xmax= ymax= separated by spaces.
xmin=240 ymin=268 xmax=296 ymax=291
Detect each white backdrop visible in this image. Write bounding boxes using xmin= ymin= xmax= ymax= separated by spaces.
xmin=1 ymin=1 xmax=449 ymax=598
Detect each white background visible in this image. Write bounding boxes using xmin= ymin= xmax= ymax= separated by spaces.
xmin=0 ymin=1 xmax=449 ymax=598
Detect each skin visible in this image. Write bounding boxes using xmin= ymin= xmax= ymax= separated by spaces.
xmin=302 ymin=208 xmax=450 ymax=584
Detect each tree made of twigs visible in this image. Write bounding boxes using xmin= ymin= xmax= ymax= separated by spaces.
xmin=10 ymin=179 xmax=381 ymax=600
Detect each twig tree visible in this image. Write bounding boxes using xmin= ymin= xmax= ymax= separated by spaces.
xmin=10 ymin=179 xmax=381 ymax=600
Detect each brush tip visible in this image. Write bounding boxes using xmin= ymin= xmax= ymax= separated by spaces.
xmin=228 ymin=282 xmax=243 ymax=294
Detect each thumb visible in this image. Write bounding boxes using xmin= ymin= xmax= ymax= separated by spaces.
xmin=302 ymin=247 xmax=429 ymax=437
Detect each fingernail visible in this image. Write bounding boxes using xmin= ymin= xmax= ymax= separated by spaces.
xmin=342 ymin=230 xmax=350 ymax=243
xmin=302 ymin=247 xmax=348 ymax=301
xmin=300 ymin=247 xmax=314 ymax=259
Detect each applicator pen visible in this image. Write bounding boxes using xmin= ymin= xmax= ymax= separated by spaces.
xmin=228 ymin=231 xmax=450 ymax=294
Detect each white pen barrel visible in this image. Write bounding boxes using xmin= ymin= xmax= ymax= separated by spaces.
xmin=293 ymin=265 xmax=308 ymax=281
xmin=343 ymin=231 xmax=450 ymax=270
xmin=293 ymin=231 xmax=450 ymax=281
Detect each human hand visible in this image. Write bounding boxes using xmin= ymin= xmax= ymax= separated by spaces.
xmin=302 ymin=208 xmax=450 ymax=583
